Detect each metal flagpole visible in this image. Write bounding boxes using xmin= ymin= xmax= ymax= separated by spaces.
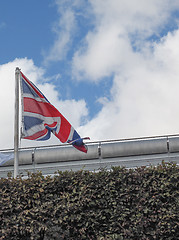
xmin=14 ymin=67 xmax=20 ymax=178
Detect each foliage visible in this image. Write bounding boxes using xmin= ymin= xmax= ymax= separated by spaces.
xmin=0 ymin=162 xmax=178 ymax=239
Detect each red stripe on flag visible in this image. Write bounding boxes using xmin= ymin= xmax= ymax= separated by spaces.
xmin=44 ymin=122 xmax=58 ymax=129
xmin=24 ymin=97 xmax=72 ymax=143
xmin=24 ymin=98 xmax=60 ymax=117
xmin=55 ymin=115 xmax=71 ymax=143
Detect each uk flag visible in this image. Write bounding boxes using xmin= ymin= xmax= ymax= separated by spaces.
xmin=20 ymin=72 xmax=89 ymax=153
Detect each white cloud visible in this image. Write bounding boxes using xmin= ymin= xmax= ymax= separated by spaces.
xmin=3 ymin=0 xmax=178 ymax=149
xmin=41 ymin=0 xmax=179 ymax=142
xmin=0 ymin=58 xmax=88 ymax=149
xmin=0 ymin=58 xmax=43 ymax=149
xmin=43 ymin=9 xmax=75 ymax=64
xmin=74 ymin=1 xmax=179 ymax=141
xmin=90 ymin=0 xmax=179 ymax=35
xmin=72 ymin=0 xmax=179 ymax=82
xmin=73 ymin=27 xmax=131 ymax=81
xmin=43 ymin=0 xmax=86 ymax=65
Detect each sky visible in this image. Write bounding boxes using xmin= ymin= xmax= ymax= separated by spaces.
xmin=1 ymin=0 xmax=179 ymax=149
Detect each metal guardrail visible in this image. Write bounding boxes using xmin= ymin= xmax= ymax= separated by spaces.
xmin=1 ymin=134 xmax=179 ymax=178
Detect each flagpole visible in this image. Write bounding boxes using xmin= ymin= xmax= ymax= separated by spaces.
xmin=14 ymin=67 xmax=20 ymax=178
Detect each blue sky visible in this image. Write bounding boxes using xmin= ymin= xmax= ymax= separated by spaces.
xmin=0 ymin=1 xmax=54 ymax=62
xmin=0 ymin=0 xmax=108 ymax=118
xmin=1 ymin=0 xmax=179 ymax=149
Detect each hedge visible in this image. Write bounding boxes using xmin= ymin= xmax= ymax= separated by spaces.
xmin=0 ymin=162 xmax=178 ymax=239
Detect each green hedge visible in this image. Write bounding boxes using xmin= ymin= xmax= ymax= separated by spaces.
xmin=0 ymin=162 xmax=178 ymax=239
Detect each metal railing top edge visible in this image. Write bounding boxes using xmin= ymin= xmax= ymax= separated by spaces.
xmin=1 ymin=133 xmax=179 ymax=152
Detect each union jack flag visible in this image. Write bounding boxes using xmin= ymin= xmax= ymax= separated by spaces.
xmin=20 ymin=71 xmax=89 ymax=153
